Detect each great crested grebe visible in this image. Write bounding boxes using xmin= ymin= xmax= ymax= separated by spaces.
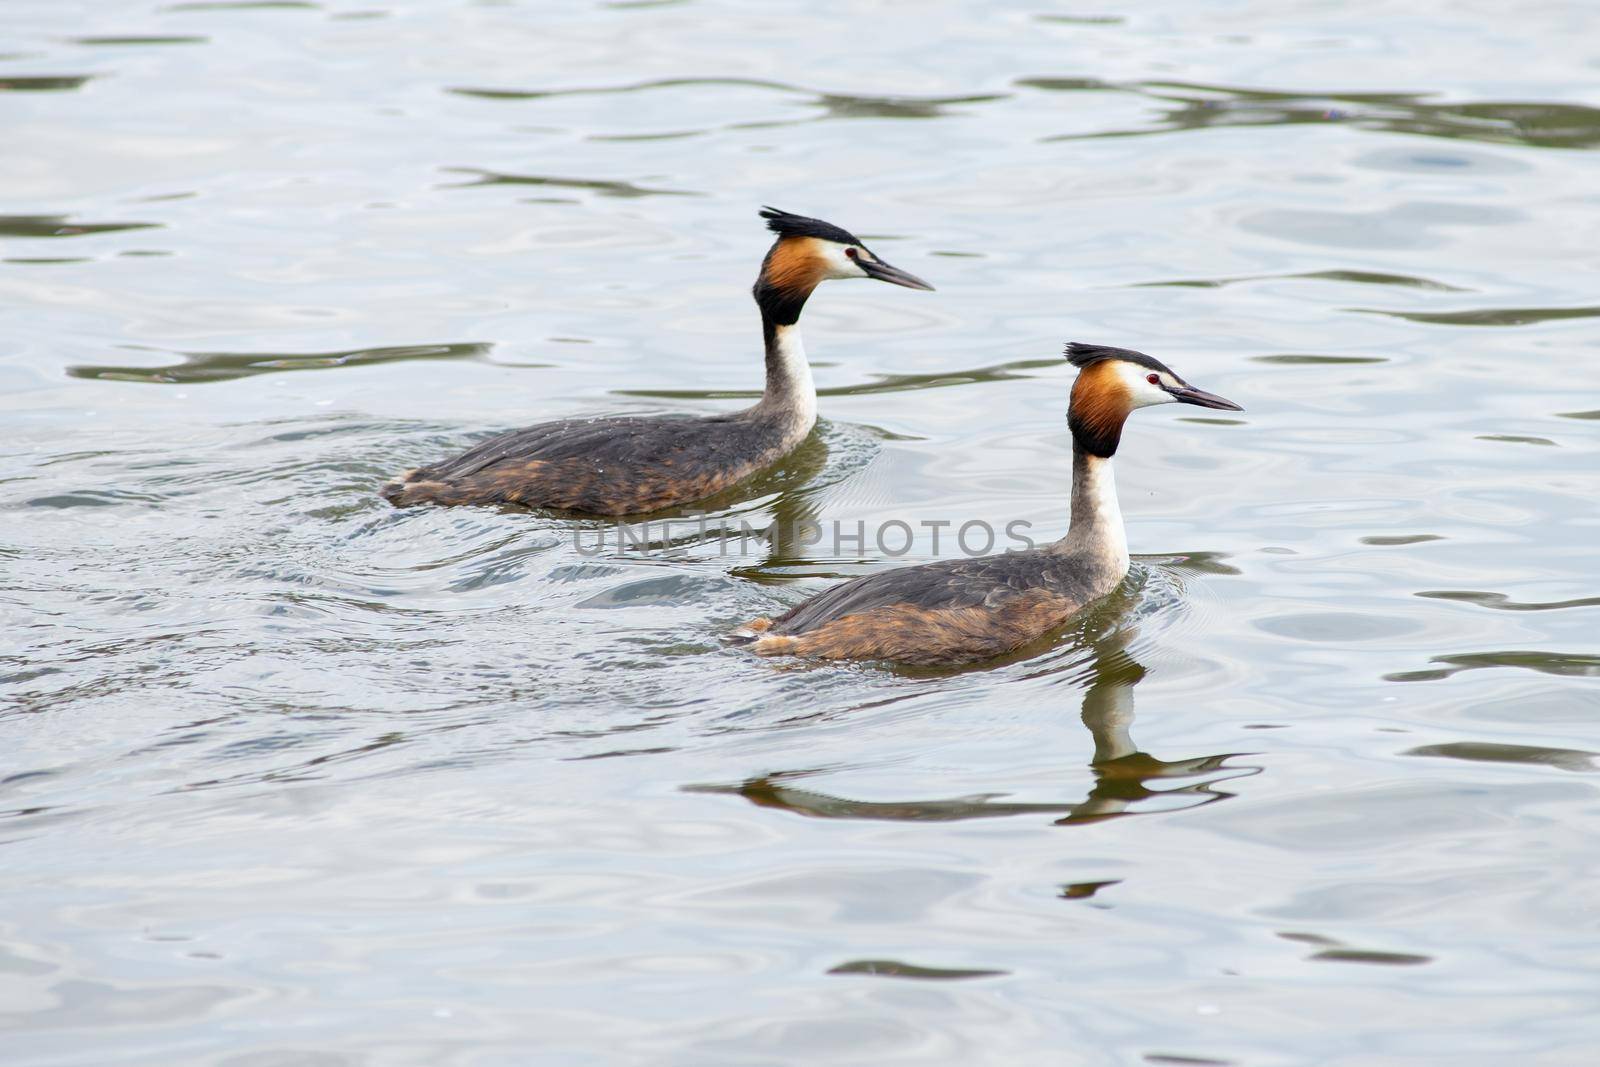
xmin=381 ymin=208 xmax=933 ymax=514
xmin=730 ymin=343 xmax=1243 ymax=666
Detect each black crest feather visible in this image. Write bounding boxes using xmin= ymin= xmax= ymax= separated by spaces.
xmin=759 ymin=206 xmax=861 ymax=246
xmin=1064 ymin=342 xmax=1174 ymax=376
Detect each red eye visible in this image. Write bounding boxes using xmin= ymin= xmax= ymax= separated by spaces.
xmin=845 ymin=247 xmax=859 ymax=259
xmin=1146 ymin=373 xmax=1160 ymax=385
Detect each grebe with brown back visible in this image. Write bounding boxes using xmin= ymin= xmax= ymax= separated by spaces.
xmin=730 ymin=343 xmax=1242 ymax=666
xmin=381 ymin=208 xmax=932 ymax=514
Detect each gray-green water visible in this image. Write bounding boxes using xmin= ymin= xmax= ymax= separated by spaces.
xmin=5 ymin=2 xmax=1600 ymax=1064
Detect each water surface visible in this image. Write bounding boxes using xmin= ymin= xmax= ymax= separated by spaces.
xmin=4 ymin=1 xmax=1600 ymax=1064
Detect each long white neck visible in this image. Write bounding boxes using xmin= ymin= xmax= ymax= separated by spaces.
xmin=753 ymin=320 xmax=816 ymax=430
xmin=1055 ymin=446 xmax=1129 ymax=577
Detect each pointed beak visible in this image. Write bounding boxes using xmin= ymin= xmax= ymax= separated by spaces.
xmin=859 ymin=257 xmax=935 ymax=291
xmin=1170 ymin=384 xmax=1243 ymax=411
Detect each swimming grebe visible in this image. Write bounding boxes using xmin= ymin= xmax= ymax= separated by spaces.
xmin=730 ymin=343 xmax=1242 ymax=666
xmin=381 ymin=208 xmax=933 ymax=514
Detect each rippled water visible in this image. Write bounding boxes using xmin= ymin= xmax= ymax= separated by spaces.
xmin=5 ymin=1 xmax=1600 ymax=1063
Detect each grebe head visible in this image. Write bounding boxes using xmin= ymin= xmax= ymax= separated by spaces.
xmin=1064 ymin=342 xmax=1242 ymax=457
xmin=753 ymin=207 xmax=933 ymax=325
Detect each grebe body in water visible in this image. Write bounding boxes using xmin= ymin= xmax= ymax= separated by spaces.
xmin=382 ymin=208 xmax=932 ymax=514
xmin=731 ymin=343 xmax=1242 ymax=666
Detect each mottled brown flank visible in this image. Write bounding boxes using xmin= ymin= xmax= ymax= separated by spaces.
xmin=748 ymin=589 xmax=1080 ymax=666
xmin=382 ymin=456 xmax=766 ymax=514
xmin=763 ymin=237 xmax=828 ymax=296
xmin=1069 ymin=361 xmax=1133 ymax=453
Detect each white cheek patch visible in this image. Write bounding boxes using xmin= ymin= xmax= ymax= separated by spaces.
xmin=1114 ymin=362 xmax=1178 ymax=407
xmin=816 ymin=242 xmax=869 ymax=280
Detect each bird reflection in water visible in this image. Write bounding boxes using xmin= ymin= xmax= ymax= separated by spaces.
xmin=689 ymin=583 xmax=1259 ymax=825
